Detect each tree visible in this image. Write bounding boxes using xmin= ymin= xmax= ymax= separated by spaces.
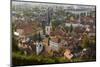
xmin=33 ymin=33 xmax=38 ymax=41
xmin=12 ymin=34 xmax=19 ymax=52
xmin=82 ymin=33 xmax=89 ymax=48
xmin=38 ymin=32 xmax=42 ymax=42
xmin=51 ymin=19 xmax=56 ymax=31
xmin=69 ymin=24 xmax=73 ymax=33
xmin=12 ymin=23 xmax=19 ymax=52
xmin=64 ymin=26 xmax=69 ymax=33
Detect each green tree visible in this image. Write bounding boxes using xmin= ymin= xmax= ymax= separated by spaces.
xmin=38 ymin=32 xmax=42 ymax=42
xmin=12 ymin=23 xmax=19 ymax=52
xmin=64 ymin=26 xmax=69 ymax=32
xmin=69 ymin=24 xmax=73 ymax=33
xmin=82 ymin=33 xmax=89 ymax=48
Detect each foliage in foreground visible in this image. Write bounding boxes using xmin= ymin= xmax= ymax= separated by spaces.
xmin=12 ymin=51 xmax=95 ymax=66
xmin=12 ymin=51 xmax=70 ymax=66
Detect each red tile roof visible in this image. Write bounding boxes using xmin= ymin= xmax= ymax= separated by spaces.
xmin=16 ymin=22 xmax=33 ymax=36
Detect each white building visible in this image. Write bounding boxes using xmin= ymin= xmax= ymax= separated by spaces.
xmin=65 ymin=23 xmax=84 ymax=28
xmin=35 ymin=41 xmax=43 ymax=55
xmin=49 ymin=40 xmax=59 ymax=51
xmin=45 ymin=22 xmax=52 ymax=35
xmin=45 ymin=26 xmax=51 ymax=35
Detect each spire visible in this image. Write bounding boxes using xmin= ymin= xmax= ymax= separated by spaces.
xmin=47 ymin=7 xmax=52 ymax=26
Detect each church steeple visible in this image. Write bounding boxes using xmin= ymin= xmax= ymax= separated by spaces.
xmin=46 ymin=7 xmax=53 ymax=26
